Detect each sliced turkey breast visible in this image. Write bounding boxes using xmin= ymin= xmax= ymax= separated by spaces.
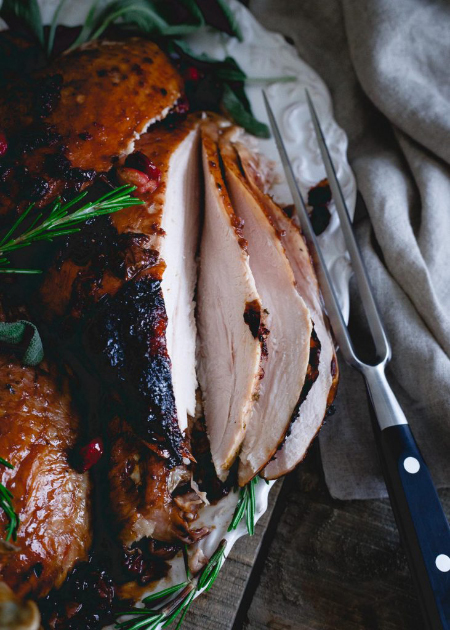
xmin=40 ymin=116 xmax=201 ymax=464
xmin=233 ymin=141 xmax=339 ymax=479
xmin=197 ymin=121 xmax=264 ymax=481
xmin=218 ymin=131 xmax=312 ymax=486
xmin=128 ymin=117 xmax=202 ymax=434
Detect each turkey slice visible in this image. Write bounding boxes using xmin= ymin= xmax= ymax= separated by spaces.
xmin=116 ymin=116 xmax=202 ymax=436
xmin=196 ymin=121 xmax=264 ymax=481
xmin=233 ymin=140 xmax=339 ymax=479
xmin=218 ymin=132 xmax=312 ymax=487
xmin=158 ymin=124 xmax=201 ymax=434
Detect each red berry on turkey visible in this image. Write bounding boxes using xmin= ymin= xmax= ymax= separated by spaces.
xmin=124 ymin=151 xmax=162 ymax=190
xmin=75 ymin=437 xmax=104 ymax=473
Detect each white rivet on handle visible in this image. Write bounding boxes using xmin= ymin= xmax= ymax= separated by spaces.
xmin=404 ymin=457 xmax=420 ymax=474
xmin=436 ymin=555 xmax=450 ymax=573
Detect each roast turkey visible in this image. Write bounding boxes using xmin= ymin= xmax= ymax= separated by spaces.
xmin=0 ymin=32 xmax=338 ymax=625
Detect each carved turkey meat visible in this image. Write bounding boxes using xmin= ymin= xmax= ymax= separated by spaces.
xmin=218 ymin=128 xmax=313 ymax=486
xmin=196 ymin=120 xmax=264 ymax=481
xmin=232 ymin=143 xmax=339 ymax=478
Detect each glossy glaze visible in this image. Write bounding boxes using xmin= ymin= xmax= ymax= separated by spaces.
xmin=0 ymin=357 xmax=91 ymax=599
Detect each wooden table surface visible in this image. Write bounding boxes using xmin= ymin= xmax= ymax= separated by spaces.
xmin=183 ymin=413 xmax=450 ymax=630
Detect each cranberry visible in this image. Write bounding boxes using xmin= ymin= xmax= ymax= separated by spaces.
xmin=0 ymin=133 xmax=7 ymax=157
xmin=116 ymin=165 xmax=160 ymax=195
xmin=125 ymin=151 xmax=161 ymax=185
xmin=185 ymin=66 xmax=200 ymax=82
xmin=74 ymin=437 xmax=104 ymax=473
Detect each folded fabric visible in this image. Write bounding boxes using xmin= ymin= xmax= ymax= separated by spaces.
xmin=249 ymin=0 xmax=450 ymax=499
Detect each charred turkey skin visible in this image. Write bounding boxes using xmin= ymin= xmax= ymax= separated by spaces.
xmin=35 ymin=93 xmax=202 ymax=469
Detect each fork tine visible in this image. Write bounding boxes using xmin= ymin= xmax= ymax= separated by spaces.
xmin=305 ymin=89 xmax=391 ymax=362
xmin=262 ymin=91 xmax=360 ymax=368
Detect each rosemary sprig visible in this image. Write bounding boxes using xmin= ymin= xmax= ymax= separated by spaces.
xmin=0 ymin=185 xmax=143 ymax=274
xmin=116 ymin=540 xmax=226 ymax=630
xmin=228 ymin=476 xmax=263 ymax=536
xmin=0 ymin=457 xmax=19 ymax=542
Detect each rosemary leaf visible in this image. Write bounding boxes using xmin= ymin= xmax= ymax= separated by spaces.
xmin=142 ymin=581 xmax=189 ymax=605
xmin=173 ymin=591 xmax=196 ymax=630
xmin=0 ymin=185 xmax=142 ymax=274
xmin=116 ymin=541 xmax=226 ymax=630
xmin=246 ymin=478 xmax=256 ymax=536
xmin=182 ymin=543 xmax=192 ymax=581
xmin=69 ymin=0 xmax=102 ymax=49
xmin=228 ymin=476 xmax=260 ymax=536
xmin=245 ymin=75 xmax=297 ymax=85
xmin=0 ymin=458 xmax=19 ymax=542
xmin=89 ymin=1 xmax=170 ymax=41
xmin=47 ymin=0 xmax=69 ymax=56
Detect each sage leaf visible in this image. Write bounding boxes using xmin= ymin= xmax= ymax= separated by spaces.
xmin=0 ymin=320 xmax=44 ymax=366
xmin=0 ymin=0 xmax=44 ymax=45
xmin=221 ymin=84 xmax=270 ymax=138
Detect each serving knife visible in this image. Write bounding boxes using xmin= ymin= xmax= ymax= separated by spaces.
xmin=264 ymin=89 xmax=450 ymax=630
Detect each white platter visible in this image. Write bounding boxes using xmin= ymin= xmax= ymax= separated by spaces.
xmin=1 ymin=1 xmax=356 ymax=626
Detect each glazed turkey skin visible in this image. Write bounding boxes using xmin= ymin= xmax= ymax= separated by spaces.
xmin=0 ymin=356 xmax=91 ymax=600
xmin=0 ymin=38 xmax=183 ymax=220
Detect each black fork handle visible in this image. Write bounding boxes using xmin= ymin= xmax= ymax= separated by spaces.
xmin=364 ymin=374 xmax=450 ymax=630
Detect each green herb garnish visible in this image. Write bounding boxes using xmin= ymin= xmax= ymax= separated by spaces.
xmin=0 ymin=457 xmax=19 ymax=542
xmin=228 ymin=476 xmax=260 ymax=536
xmin=0 ymin=0 xmax=44 ymax=46
xmin=116 ymin=540 xmax=226 ymax=630
xmin=0 ymin=185 xmax=143 ymax=274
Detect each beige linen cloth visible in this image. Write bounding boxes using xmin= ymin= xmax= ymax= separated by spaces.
xmin=249 ymin=0 xmax=450 ymax=499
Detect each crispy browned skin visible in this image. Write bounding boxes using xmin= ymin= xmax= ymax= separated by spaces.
xmin=108 ymin=418 xmax=207 ymax=547
xmin=40 ymin=114 xmax=201 ymax=319
xmin=0 ymin=38 xmax=183 ymax=219
xmin=0 ymin=357 xmax=91 ymax=599
xmin=39 ymin=117 xmax=201 ymax=465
